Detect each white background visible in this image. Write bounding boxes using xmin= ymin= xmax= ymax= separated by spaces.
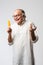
xmin=0 ymin=0 xmax=43 ymax=65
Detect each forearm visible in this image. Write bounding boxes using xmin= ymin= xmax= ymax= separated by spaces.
xmin=8 ymin=33 xmax=13 ymax=43
xmin=30 ymin=30 xmax=36 ymax=41
xmin=29 ymin=23 xmax=38 ymax=42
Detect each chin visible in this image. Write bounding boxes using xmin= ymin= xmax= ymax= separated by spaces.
xmin=16 ymin=21 xmax=21 ymax=24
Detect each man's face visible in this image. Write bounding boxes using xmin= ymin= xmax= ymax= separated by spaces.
xmin=13 ymin=10 xmax=23 ymax=25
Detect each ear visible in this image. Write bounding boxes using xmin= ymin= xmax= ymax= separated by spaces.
xmin=23 ymin=15 xmax=26 ymax=18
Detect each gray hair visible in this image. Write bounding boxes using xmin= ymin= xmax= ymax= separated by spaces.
xmin=20 ymin=9 xmax=26 ymax=18
xmin=17 ymin=9 xmax=26 ymax=18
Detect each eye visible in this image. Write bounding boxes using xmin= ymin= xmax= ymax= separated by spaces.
xmin=12 ymin=14 xmax=22 ymax=17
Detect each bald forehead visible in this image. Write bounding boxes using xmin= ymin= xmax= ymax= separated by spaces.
xmin=13 ymin=9 xmax=22 ymax=15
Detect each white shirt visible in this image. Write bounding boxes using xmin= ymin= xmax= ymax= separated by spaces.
xmin=9 ymin=20 xmax=38 ymax=65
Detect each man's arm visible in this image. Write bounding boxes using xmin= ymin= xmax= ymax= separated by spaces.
xmin=29 ymin=29 xmax=36 ymax=41
xmin=7 ymin=28 xmax=13 ymax=45
xmin=8 ymin=32 xmax=13 ymax=43
xmin=29 ymin=23 xmax=38 ymax=42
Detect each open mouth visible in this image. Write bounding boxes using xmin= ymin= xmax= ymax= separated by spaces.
xmin=16 ymin=18 xmax=20 ymax=21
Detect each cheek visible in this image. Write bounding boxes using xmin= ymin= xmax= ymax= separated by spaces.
xmin=14 ymin=17 xmax=17 ymax=21
xmin=19 ymin=16 xmax=23 ymax=20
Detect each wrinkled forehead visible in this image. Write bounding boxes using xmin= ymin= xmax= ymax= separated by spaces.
xmin=13 ymin=9 xmax=22 ymax=15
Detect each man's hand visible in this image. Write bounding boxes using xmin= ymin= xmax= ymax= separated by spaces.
xmin=7 ymin=27 xmax=12 ymax=34
xmin=29 ymin=23 xmax=37 ymax=41
xmin=7 ymin=27 xmax=13 ymax=43
xmin=29 ymin=23 xmax=37 ymax=31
